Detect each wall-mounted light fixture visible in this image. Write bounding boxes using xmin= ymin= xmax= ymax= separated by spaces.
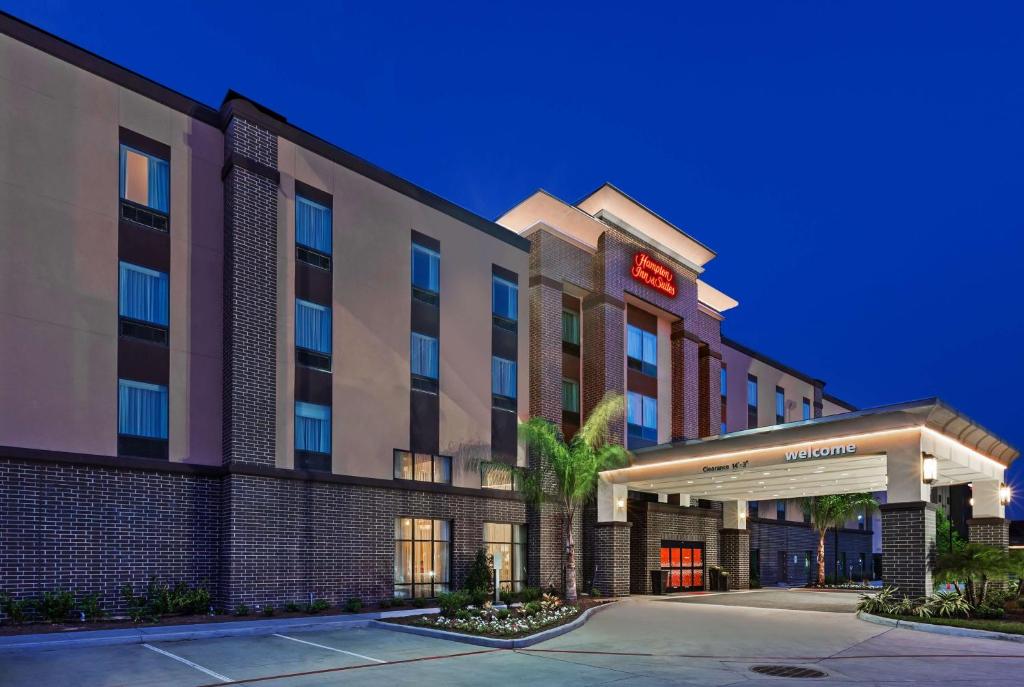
xmin=921 ymin=452 xmax=938 ymax=484
xmin=616 ymin=497 xmax=626 ymax=510
xmin=999 ymin=482 xmax=1012 ymax=506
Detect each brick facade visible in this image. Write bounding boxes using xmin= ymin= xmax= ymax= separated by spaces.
xmin=968 ymin=517 xmax=1010 ymax=591
xmin=593 ymin=522 xmax=631 ymax=597
xmin=719 ymin=528 xmax=750 ymax=590
xmin=748 ymin=519 xmax=875 ymax=585
xmin=628 ymin=501 xmax=722 ymax=594
xmin=880 ymin=502 xmax=936 ymax=598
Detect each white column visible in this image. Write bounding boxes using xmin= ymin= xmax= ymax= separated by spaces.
xmin=597 ymin=477 xmax=628 ymax=522
xmin=972 ymin=479 xmax=1006 ymax=519
xmin=722 ymin=500 xmax=747 ymax=529
xmin=885 ymin=440 xmax=930 ymax=503
xmin=657 ymin=493 xmax=668 ymax=503
xmin=676 ymin=493 xmax=691 ymax=507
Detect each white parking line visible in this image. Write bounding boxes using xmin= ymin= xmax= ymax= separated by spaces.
xmin=143 ymin=643 xmax=233 ymax=683
xmin=272 ymin=633 xmax=387 ymax=664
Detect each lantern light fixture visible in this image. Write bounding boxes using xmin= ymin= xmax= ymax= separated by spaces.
xmin=921 ymin=452 xmax=938 ymax=485
xmin=999 ymin=482 xmax=1012 ymax=506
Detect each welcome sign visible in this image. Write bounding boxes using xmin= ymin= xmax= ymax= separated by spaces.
xmin=784 ymin=443 xmax=857 ymax=462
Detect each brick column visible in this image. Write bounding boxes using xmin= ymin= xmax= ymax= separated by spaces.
xmin=880 ymin=502 xmax=936 ymax=598
xmin=968 ymin=517 xmax=1010 ymax=591
xmin=670 ymin=323 xmax=700 ymax=441
xmin=581 ymin=294 xmax=625 ymax=445
xmin=719 ymin=528 xmax=750 ymax=590
xmin=593 ymin=522 xmax=631 ymax=597
xmin=221 ymin=101 xmax=280 ymax=468
xmin=699 ymin=346 xmax=722 ymax=438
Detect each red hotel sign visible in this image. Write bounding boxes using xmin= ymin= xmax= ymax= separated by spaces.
xmin=630 ymin=252 xmax=677 ymax=298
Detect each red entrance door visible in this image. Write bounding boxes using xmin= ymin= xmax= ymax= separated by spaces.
xmin=659 ymin=541 xmax=705 ymax=591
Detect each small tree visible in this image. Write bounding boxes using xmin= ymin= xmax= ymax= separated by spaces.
xmin=935 ymin=508 xmax=967 ymax=555
xmin=1006 ymin=549 xmax=1024 ymax=603
xmin=935 ymin=543 xmax=1007 ymax=606
xmin=487 ymin=393 xmax=628 ymax=602
xmin=801 ymin=493 xmax=878 ymax=586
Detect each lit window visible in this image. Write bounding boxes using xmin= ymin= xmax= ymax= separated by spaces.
xmin=627 ymin=391 xmax=657 ymax=447
xmin=412 ymin=244 xmax=440 ymax=295
xmin=394 ymin=518 xmax=450 ymax=599
xmin=295 ymin=299 xmax=332 ymax=354
xmin=411 ymin=333 xmax=439 ymax=381
xmin=296 ymin=195 xmax=332 ymax=261
xmin=393 ymin=450 xmax=451 ymax=484
xmin=492 ymin=356 xmax=517 ymax=400
xmin=119 ymin=145 xmax=169 ymax=213
xmin=802 ymin=397 xmax=811 ymax=421
xmin=627 ymin=325 xmax=657 ymax=376
xmin=562 ymin=379 xmax=580 ymax=413
xmin=492 ymin=276 xmax=518 ymax=322
xmin=483 ymin=522 xmax=527 ymax=592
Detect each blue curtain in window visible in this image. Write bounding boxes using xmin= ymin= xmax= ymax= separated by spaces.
xmin=411 ymin=333 xmax=439 ymax=379
xmin=748 ymin=378 xmax=758 ymax=406
xmin=412 ymin=244 xmax=440 ymax=293
xmin=492 ymin=357 xmax=516 ymax=398
xmin=627 ymin=391 xmax=642 ymax=426
xmin=296 ymin=299 xmax=331 ymax=353
xmin=118 ymin=379 xmax=168 ymax=438
xmin=119 ymin=262 xmax=169 ymax=326
xmin=492 ymin=277 xmax=518 ymax=321
xmin=627 ymin=326 xmax=643 ymax=360
xmin=642 ymin=396 xmax=658 ymax=433
xmin=295 ymin=401 xmax=331 ymax=453
xmin=296 ymin=196 xmax=332 ymax=254
xmin=642 ymin=330 xmax=656 ymax=366
xmin=148 ymin=156 xmax=169 ymax=213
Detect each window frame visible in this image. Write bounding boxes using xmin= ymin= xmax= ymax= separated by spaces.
xmin=627 ymin=390 xmax=658 ymax=447
xmin=119 ymin=144 xmax=170 ymax=216
xmin=117 ymin=378 xmax=169 ymax=440
xmin=118 ymin=261 xmax=170 ymax=345
xmin=626 ymin=324 xmax=657 ymax=377
xmin=483 ymin=522 xmax=528 ymax=592
xmin=393 ymin=449 xmax=452 ymax=485
xmin=491 ymin=275 xmax=519 ymax=330
xmin=491 ymin=355 xmax=517 ymax=410
xmin=394 ymin=517 xmax=451 ymax=599
xmin=747 ymin=374 xmax=758 ymax=428
xmin=411 ymin=243 xmax=441 ymax=304
xmin=411 ymin=332 xmax=440 ymax=394
xmin=775 ymin=386 xmax=785 ymax=424
xmin=295 ymin=194 xmax=333 ymax=269
xmin=295 ymin=400 xmax=332 ymax=458
xmin=802 ymin=397 xmax=812 ymax=421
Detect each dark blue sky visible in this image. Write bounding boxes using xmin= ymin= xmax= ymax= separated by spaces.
xmin=9 ymin=2 xmax=1023 ymax=516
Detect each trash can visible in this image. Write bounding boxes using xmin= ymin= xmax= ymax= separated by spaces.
xmin=650 ymin=569 xmax=669 ymax=595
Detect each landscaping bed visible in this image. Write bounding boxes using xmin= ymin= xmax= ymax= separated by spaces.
xmin=877 ymin=614 xmax=1024 ymax=636
xmin=384 ymin=596 xmax=613 ymax=639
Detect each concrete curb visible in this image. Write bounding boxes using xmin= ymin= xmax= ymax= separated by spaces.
xmin=857 ymin=611 xmax=1024 ymax=643
xmin=0 ymin=607 xmax=440 ymax=652
xmin=373 ymin=602 xmax=614 ymax=649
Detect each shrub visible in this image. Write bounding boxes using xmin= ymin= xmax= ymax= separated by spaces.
xmin=79 ymin=592 xmax=105 ymax=620
xmin=454 ymin=609 xmax=472 ymax=621
xmin=468 ymin=587 xmax=489 ymax=607
xmin=38 ymin=590 xmax=76 ymax=624
xmin=497 ymin=609 xmax=510 ymax=620
xmin=344 ymin=598 xmax=363 ymax=613
xmin=390 ymin=597 xmax=405 ymax=607
xmin=262 ymin=605 xmax=276 ymax=617
xmin=121 ymin=579 xmax=211 ymax=622
xmin=0 ymin=593 xmax=33 ymax=624
xmin=520 ymin=586 xmax=542 ymax=603
xmin=856 ymin=586 xmax=899 ymax=615
xmin=523 ymin=601 xmax=541 ymax=616
xmin=233 ymin=604 xmax=250 ymax=617
xmin=973 ymin=602 xmax=1006 ymax=619
xmin=308 ymin=599 xmax=331 ymax=613
xmin=465 ymin=549 xmax=493 ymax=597
xmin=411 ymin=597 xmax=427 ymax=608
xmin=499 ymin=590 xmax=514 ymax=606
xmin=437 ymin=590 xmax=471 ymax=617
xmin=285 ymin=602 xmax=300 ymax=612
xmin=378 ymin=598 xmax=392 ymax=609
xmin=927 ymin=591 xmax=970 ymax=618
xmin=589 ymin=588 xmax=601 ymax=598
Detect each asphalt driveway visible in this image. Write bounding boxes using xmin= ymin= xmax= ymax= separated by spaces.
xmin=1 ymin=595 xmax=1022 ymax=686
xmin=664 ymin=588 xmax=864 ymax=613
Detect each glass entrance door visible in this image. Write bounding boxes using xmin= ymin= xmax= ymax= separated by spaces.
xmin=659 ymin=541 xmax=705 ymax=591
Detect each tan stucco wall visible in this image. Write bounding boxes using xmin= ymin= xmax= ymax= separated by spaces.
xmin=0 ymin=35 xmax=223 ymax=463
xmin=277 ymin=139 xmax=529 ymax=485
xmin=721 ymin=344 xmax=818 ymax=431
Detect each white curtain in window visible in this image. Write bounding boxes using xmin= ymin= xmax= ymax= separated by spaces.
xmin=296 ymin=196 xmax=332 ymax=254
xmin=118 ymin=379 xmax=168 ymax=438
xmin=492 ymin=356 xmax=516 ymax=398
xmin=295 ymin=299 xmax=331 ymax=353
xmin=411 ymin=333 xmax=439 ymax=379
xmin=295 ymin=401 xmax=331 ymax=453
xmin=119 ymin=262 xmax=169 ymax=326
xmin=412 ymin=244 xmax=440 ymax=293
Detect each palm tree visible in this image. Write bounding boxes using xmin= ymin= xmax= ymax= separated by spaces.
xmin=800 ymin=493 xmax=878 ymax=585
xmin=935 ymin=543 xmax=1007 ymax=606
xmin=487 ymin=393 xmax=628 ymax=602
xmin=1006 ymin=549 xmax=1024 ymax=603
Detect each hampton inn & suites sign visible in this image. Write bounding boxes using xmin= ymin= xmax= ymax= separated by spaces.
xmin=630 ymin=252 xmax=677 ymax=298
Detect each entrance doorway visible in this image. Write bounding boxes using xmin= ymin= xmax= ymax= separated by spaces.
xmin=660 ymin=541 xmax=704 ymax=591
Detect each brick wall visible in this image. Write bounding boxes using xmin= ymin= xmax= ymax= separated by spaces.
xmin=881 ymin=502 xmax=936 ymax=598
xmin=720 ymin=529 xmax=750 ymax=590
xmin=749 ymin=519 xmax=875 ymax=585
xmin=0 ymin=458 xmax=220 ymax=615
xmin=968 ymin=517 xmax=1010 ymax=590
xmin=593 ymin=522 xmax=631 ymax=596
xmin=628 ymin=501 xmax=722 ymax=594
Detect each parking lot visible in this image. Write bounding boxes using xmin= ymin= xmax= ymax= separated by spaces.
xmin=2 ymin=593 xmax=1024 ymax=686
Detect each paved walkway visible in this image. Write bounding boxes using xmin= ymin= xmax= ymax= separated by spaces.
xmin=1 ymin=595 xmax=1021 ymax=685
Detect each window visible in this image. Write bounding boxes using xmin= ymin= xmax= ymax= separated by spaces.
xmin=720 ymin=365 xmax=727 ymax=434
xmin=626 ymin=325 xmax=657 ymax=376
xmin=295 ymin=299 xmax=332 ymax=364
xmin=394 ymin=450 xmax=451 ymax=484
xmin=627 ymin=391 xmax=657 ymax=447
xmin=120 ymin=145 xmax=169 ymax=214
xmin=492 ymin=356 xmax=516 ymax=410
xmin=802 ymin=397 xmax=811 ymax=421
xmin=412 ymin=243 xmax=440 ymax=303
xmin=492 ymin=276 xmax=518 ymax=327
xmin=562 ymin=379 xmax=580 ymax=413
xmin=411 ymin=333 xmax=439 ymax=393
xmin=562 ymin=309 xmax=580 ymax=350
xmin=483 ymin=523 xmax=527 ymax=592
xmin=394 ymin=518 xmax=450 ymax=598
xmin=775 ymin=386 xmax=785 ymax=424
xmin=118 ymin=379 xmax=168 ymax=439
xmin=118 ymin=262 xmax=169 ymax=343
xmin=748 ymin=501 xmax=759 ymax=518
xmin=296 ymin=195 xmax=332 ymax=268
xmin=776 ymin=500 xmax=786 ymax=521
xmin=481 ymin=463 xmax=517 ymax=490
xmin=747 ymin=374 xmax=758 ymax=428
xmin=295 ymin=401 xmax=331 ymax=456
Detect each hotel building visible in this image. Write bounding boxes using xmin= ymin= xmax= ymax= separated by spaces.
xmin=0 ymin=12 xmax=1016 ymax=611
